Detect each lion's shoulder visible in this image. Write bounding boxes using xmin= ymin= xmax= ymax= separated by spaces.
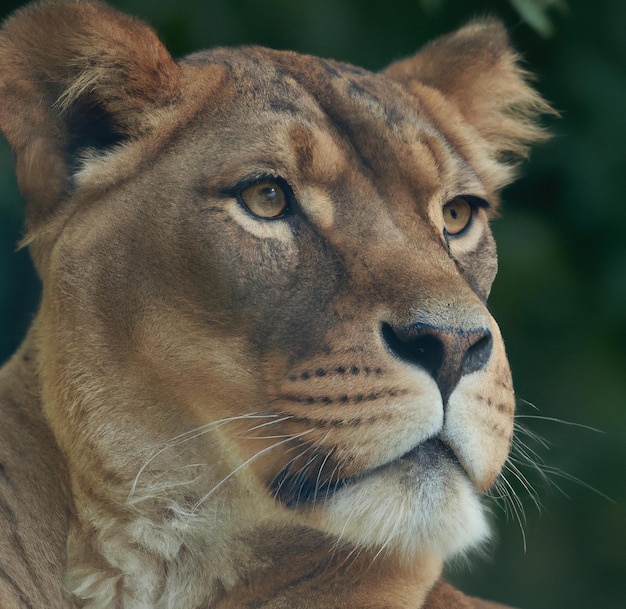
xmin=0 ymin=345 xmax=71 ymax=608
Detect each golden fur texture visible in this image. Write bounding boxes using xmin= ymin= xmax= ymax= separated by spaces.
xmin=0 ymin=1 xmax=551 ymax=607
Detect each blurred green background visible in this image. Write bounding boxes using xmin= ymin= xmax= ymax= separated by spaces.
xmin=0 ymin=0 xmax=624 ymax=607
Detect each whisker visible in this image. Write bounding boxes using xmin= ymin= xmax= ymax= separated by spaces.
xmin=191 ymin=429 xmax=314 ymax=513
xmin=271 ymin=444 xmax=315 ymax=500
xmin=534 ymin=464 xmax=614 ymax=503
xmin=241 ymin=434 xmax=295 ymax=440
xmin=515 ymin=414 xmax=604 ymax=434
xmin=517 ymin=398 xmax=540 ymax=410
xmin=292 ymin=450 xmax=326 ymax=506
xmin=313 ymin=450 xmax=334 ymax=502
xmin=126 ymin=466 xmax=208 ymax=507
xmin=504 ymin=461 xmax=542 ymax=512
xmin=511 ymin=433 xmax=548 ymax=466
xmin=489 ymin=479 xmax=512 ymax=520
xmin=514 ymin=420 xmax=552 ymax=449
xmin=493 ymin=400 xmax=613 ymax=556
xmin=246 ymin=415 xmax=293 ymax=433
xmin=500 ymin=468 xmax=529 ymax=523
xmin=512 ymin=411 xmax=612 ymax=502
xmin=128 ymin=413 xmax=278 ymax=502
xmin=325 ymin=458 xmax=346 ymax=504
xmin=493 ymin=471 xmax=528 ymax=552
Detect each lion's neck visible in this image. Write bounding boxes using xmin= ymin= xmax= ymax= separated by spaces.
xmin=216 ymin=527 xmax=442 ymax=609
xmin=66 ymin=498 xmax=441 ymax=609
xmin=64 ymin=464 xmax=273 ymax=608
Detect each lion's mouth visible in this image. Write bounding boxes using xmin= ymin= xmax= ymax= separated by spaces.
xmin=270 ymin=437 xmax=461 ymax=508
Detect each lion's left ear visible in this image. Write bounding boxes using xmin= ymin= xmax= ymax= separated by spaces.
xmin=384 ymin=20 xmax=552 ymax=174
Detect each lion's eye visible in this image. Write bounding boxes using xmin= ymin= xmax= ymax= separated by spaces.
xmin=239 ymin=181 xmax=289 ymax=219
xmin=443 ymin=197 xmax=473 ymax=236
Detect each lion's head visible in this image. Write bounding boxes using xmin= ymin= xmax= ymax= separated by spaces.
xmin=0 ymin=2 xmax=550 ymax=606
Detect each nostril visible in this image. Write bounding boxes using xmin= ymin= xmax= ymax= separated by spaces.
xmin=462 ymin=332 xmax=493 ymax=376
xmin=381 ymin=322 xmax=445 ymax=377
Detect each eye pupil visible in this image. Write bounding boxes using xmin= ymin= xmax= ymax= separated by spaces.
xmin=443 ymin=197 xmax=472 ymax=236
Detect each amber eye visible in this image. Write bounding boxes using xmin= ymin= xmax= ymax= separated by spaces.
xmin=238 ymin=181 xmax=289 ymax=219
xmin=443 ymin=197 xmax=473 ymax=235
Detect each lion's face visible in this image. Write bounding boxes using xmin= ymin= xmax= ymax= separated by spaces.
xmin=39 ymin=47 xmax=514 ymax=561
xmin=0 ymin=3 xmax=547 ymax=577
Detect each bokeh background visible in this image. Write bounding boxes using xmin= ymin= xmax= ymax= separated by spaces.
xmin=0 ymin=0 xmax=624 ymax=607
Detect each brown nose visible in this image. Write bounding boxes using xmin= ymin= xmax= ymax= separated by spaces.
xmin=381 ymin=321 xmax=493 ymax=404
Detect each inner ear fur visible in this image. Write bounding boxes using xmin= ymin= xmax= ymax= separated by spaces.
xmin=0 ymin=0 xmax=179 ymax=229
xmin=384 ymin=19 xmax=553 ymax=185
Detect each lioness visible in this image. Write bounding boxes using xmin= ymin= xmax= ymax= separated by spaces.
xmin=0 ymin=1 xmax=551 ymax=607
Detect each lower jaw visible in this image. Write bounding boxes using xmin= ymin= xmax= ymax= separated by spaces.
xmin=270 ymin=437 xmax=461 ymax=509
xmin=270 ymin=439 xmax=490 ymax=562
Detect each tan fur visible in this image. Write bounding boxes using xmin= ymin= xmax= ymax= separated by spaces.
xmin=0 ymin=2 xmax=549 ymax=607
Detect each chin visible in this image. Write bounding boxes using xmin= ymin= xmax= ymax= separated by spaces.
xmin=297 ymin=439 xmax=491 ymax=563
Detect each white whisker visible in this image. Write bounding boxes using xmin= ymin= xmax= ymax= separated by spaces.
xmin=128 ymin=413 xmax=277 ymax=502
xmin=493 ymin=470 xmax=528 ymax=552
xmin=313 ymin=450 xmax=334 ymax=500
xmin=271 ymin=443 xmax=315 ymax=500
xmin=504 ymin=461 xmax=542 ymax=512
xmin=511 ymin=433 xmax=547 ymax=466
xmin=246 ymin=415 xmax=293 ymax=432
xmin=191 ymin=429 xmax=314 ymax=513
xmin=515 ymin=414 xmax=604 ymax=434
xmin=491 ymin=399 xmax=613 ymax=556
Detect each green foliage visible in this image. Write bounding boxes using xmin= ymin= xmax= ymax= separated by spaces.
xmin=418 ymin=0 xmax=568 ymax=36
xmin=0 ymin=0 xmax=624 ymax=607
xmin=509 ymin=0 xmax=566 ymax=36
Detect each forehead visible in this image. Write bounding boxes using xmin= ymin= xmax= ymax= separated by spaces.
xmin=181 ymin=47 xmax=485 ymax=202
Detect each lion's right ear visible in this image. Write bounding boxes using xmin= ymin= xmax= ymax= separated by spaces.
xmin=0 ymin=0 xmax=179 ymax=230
xmin=384 ymin=20 xmax=553 ymax=192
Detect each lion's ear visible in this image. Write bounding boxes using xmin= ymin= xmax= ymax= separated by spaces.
xmin=0 ymin=0 xmax=179 ymax=229
xmin=384 ymin=20 xmax=552 ymax=172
